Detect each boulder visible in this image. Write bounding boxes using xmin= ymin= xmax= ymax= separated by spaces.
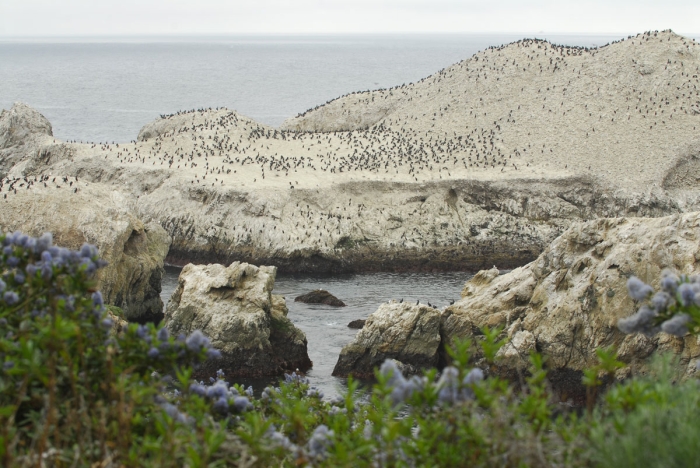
xmin=0 ymin=185 xmax=170 ymax=323
xmin=332 ymin=301 xmax=441 ymax=379
xmin=295 ymin=289 xmax=346 ymax=306
xmin=163 ymin=261 xmax=312 ymax=378
xmin=441 ymin=212 xmax=700 ymax=402
xmin=348 ymin=319 xmax=366 ymax=329
xmin=0 ymin=102 xmax=53 ymax=175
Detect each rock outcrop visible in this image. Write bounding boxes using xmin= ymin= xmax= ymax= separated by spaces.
xmin=295 ymin=290 xmax=346 ymax=306
xmin=0 ymin=185 xmax=171 ymax=323
xmin=281 ymin=98 xmax=399 ymax=132
xmin=441 ymin=212 xmax=700 ymax=402
xmin=333 ymin=212 xmax=700 ymax=398
xmin=0 ymin=102 xmax=54 ymax=176
xmin=163 ymin=261 xmax=312 ymax=378
xmin=332 ymin=301 xmax=441 ymax=379
xmin=108 ymin=309 xmax=129 ymax=336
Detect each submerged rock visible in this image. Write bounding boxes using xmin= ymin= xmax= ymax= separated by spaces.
xmin=347 ymin=319 xmax=366 ymax=329
xmin=163 ymin=261 xmax=312 ymax=378
xmin=295 ymin=289 xmax=346 ymax=306
xmin=332 ymin=301 xmax=441 ymax=379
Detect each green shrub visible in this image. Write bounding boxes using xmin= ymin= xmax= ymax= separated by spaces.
xmin=105 ymin=304 xmax=125 ymax=319
xmin=0 ymin=232 xmax=232 ymax=467
xmin=589 ymin=354 xmax=700 ymax=468
xmin=2 ymin=231 xmax=699 ymax=467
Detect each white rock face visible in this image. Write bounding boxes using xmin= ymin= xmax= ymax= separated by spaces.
xmin=496 ymin=329 xmax=536 ymax=368
xmin=332 ymin=301 xmax=441 ymax=378
xmin=0 ymin=102 xmax=54 ymax=173
xmin=0 ymin=184 xmax=170 ymax=323
xmin=0 ymin=102 xmax=52 ymax=145
xmin=163 ymin=262 xmax=311 ymax=377
xmin=281 ymin=99 xmax=399 ymax=132
xmin=442 ymin=212 xmax=700 ymax=401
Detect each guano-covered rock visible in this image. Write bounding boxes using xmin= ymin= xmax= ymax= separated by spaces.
xmin=163 ymin=261 xmax=312 ymax=378
xmin=333 ymin=301 xmax=441 ymax=379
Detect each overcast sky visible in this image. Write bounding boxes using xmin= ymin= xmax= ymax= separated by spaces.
xmin=0 ymin=0 xmax=698 ymax=37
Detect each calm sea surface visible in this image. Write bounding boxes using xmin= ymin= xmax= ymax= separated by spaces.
xmin=0 ymin=33 xmax=637 ymax=143
xmin=161 ymin=266 xmax=470 ymax=398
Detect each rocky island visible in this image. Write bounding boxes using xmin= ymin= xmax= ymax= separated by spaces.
xmin=2 ymin=30 xmax=698 ymax=276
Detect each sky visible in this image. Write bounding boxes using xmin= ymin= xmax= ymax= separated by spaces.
xmin=0 ymin=0 xmax=698 ymax=37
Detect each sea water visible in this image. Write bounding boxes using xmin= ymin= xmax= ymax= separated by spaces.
xmin=161 ymin=266 xmax=470 ymax=398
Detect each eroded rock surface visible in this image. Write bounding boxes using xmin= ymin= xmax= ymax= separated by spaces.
xmin=333 ymin=301 xmax=441 ymax=378
xmin=0 ymin=185 xmax=170 ymax=323
xmin=163 ymin=261 xmax=312 ymax=378
xmin=442 ymin=212 xmax=700 ymax=402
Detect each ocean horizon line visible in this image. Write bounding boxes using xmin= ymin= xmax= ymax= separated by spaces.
xmin=3 ymin=31 xmax=698 ymax=44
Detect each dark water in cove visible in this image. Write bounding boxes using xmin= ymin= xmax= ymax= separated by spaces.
xmin=161 ymin=265 xmax=471 ymax=398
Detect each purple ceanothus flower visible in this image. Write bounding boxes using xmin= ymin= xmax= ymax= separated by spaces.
xmin=627 ymin=277 xmax=654 ymax=301
xmin=3 ymin=292 xmax=19 ymax=306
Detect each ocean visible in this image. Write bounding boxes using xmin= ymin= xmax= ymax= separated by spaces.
xmin=0 ymin=33 xmax=639 ymax=143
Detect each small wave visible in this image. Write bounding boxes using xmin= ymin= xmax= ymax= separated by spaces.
xmin=105 ymin=108 xmax=159 ymax=113
xmin=35 ymin=105 xmax=72 ymax=110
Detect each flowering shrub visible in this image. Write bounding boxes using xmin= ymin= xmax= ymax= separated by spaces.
xmin=618 ymin=271 xmax=700 ymax=338
xmin=1 ymin=230 xmax=698 ymax=466
xmin=0 ymin=231 xmax=232 ymax=466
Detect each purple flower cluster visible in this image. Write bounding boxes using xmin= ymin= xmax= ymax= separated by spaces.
xmin=188 ymin=370 xmax=253 ymax=415
xmin=1 ymin=231 xmax=107 ymax=311
xmin=380 ymin=359 xmax=484 ymax=406
xmin=379 ymin=360 xmax=427 ymax=405
xmin=182 ymin=330 xmax=222 ymax=359
xmin=133 ymin=324 xmax=223 ymax=364
xmin=307 ymin=424 xmax=334 ymax=459
xmin=306 ymin=387 xmax=324 ymax=399
xmin=265 ymin=424 xmax=297 ymax=451
xmin=618 ymin=273 xmax=700 ymax=338
xmin=284 ymin=371 xmax=310 ymax=385
xmin=160 ymin=401 xmax=193 ymax=425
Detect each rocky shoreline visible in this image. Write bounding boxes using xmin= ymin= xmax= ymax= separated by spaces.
xmin=334 ymin=212 xmax=700 ymax=402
